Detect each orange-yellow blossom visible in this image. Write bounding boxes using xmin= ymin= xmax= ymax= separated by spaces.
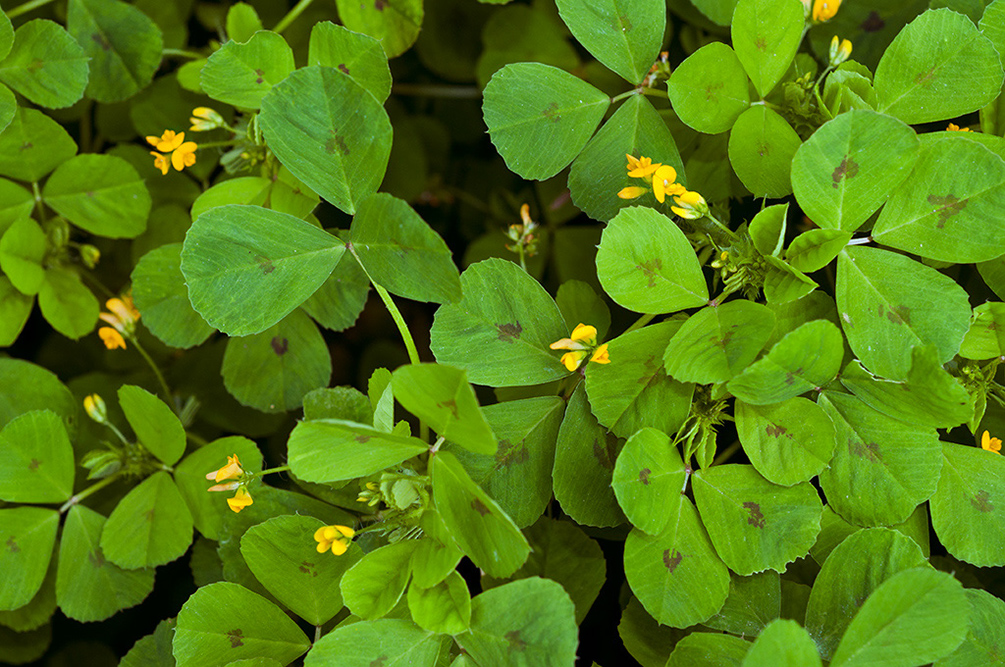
xmin=227 ymin=487 xmax=254 ymax=512
xmin=550 ymin=323 xmax=610 ymax=371
xmin=97 ymin=294 xmax=140 ymax=350
xmin=146 ymin=130 xmax=198 ymax=175
xmin=947 ymin=123 xmax=971 ymax=132
xmin=206 ymin=454 xmax=244 ymax=483
xmin=314 ymin=524 xmax=355 ymax=555
xmin=618 ymin=154 xmax=685 ymax=203
xmin=812 ymin=0 xmax=840 ymax=21
xmin=982 ymin=430 xmax=1001 ymax=454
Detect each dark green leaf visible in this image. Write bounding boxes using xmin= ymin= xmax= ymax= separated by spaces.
xmin=555 ymin=0 xmax=665 ymax=84
xmin=0 ymin=19 xmax=88 ymax=108
xmin=0 ymin=410 xmax=74 ymax=503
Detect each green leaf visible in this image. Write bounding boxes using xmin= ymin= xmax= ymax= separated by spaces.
xmin=456 ymin=578 xmax=578 ymax=667
xmin=408 ymin=570 xmax=471 ymax=635
xmin=225 ymin=3 xmax=262 ymax=42
xmin=586 ymin=320 xmax=694 ymax=438
xmin=728 ymin=106 xmax=802 ymax=198
xmin=350 ymin=193 xmax=461 ymax=304
xmin=664 ymin=300 xmax=775 ymax=384
xmin=241 ymin=515 xmax=360 ymax=625
xmin=173 ymin=435 xmax=262 ymax=541
xmin=691 ymin=0 xmax=739 ymax=24
xmin=0 ymin=623 xmax=51 ymax=664
xmin=804 ymin=528 xmax=928 ymax=660
xmin=0 ymin=507 xmax=58 ymax=611
xmin=553 ymin=384 xmax=626 ymax=527
xmin=482 ymin=62 xmax=610 ymax=180
xmin=172 ymin=582 xmax=311 ymax=667
xmin=931 ymin=441 xmax=1005 ymax=567
xmin=181 ymin=204 xmax=343 ymax=336
xmin=67 ymin=0 xmax=162 ymax=103
xmin=410 ymin=511 xmax=463 ymax=589
xmin=431 ymin=450 xmax=530 ymax=577
xmin=0 ymin=11 xmax=12 ymax=61
xmin=596 ymin=206 xmax=709 ymax=314
xmin=790 ymin=110 xmax=919 ymax=232
xmin=288 ymin=418 xmax=426 ymax=483
xmin=0 ymin=19 xmax=88 ymax=108
xmin=340 ymin=541 xmax=414 ymax=619
xmin=555 ymin=0 xmax=664 ymax=84
xmin=693 ymin=464 xmax=822 ymax=575
xmin=0 ymin=554 xmax=55 ymax=631
xmin=305 ymin=619 xmax=438 ymax=667
xmin=612 ymin=427 xmax=687 ymax=535
xmin=735 ymin=398 xmax=836 ymax=487
xmin=431 ymin=258 xmax=569 ymax=386
xmin=762 ymin=255 xmax=818 ymax=304
xmin=303 ymin=386 xmax=371 ymax=423
xmin=556 ymin=280 xmax=611 ymax=341
xmin=836 ymin=246 xmax=970 ymax=379
xmin=875 ymin=8 xmax=1003 ymax=124
xmin=666 ymin=633 xmax=751 ymax=666
xmin=936 ymin=589 xmax=1005 ymax=666
xmin=618 ymin=596 xmax=685 ymax=667
xmin=42 ymin=154 xmax=150 ymax=239
xmin=830 ymin=568 xmax=968 ymax=667
xmin=333 ymin=0 xmax=422 ymax=58
xmin=0 ymin=107 xmax=77 ymax=182
xmin=819 ymin=392 xmax=942 ymax=527
xmin=705 ymin=571 xmax=780 ymax=637
xmin=475 ymin=4 xmax=579 ymax=87
xmin=38 ymin=267 xmax=99 ymax=340
xmin=100 ymin=471 xmax=194 ymax=569
xmin=131 ymin=244 xmax=214 ymax=349
xmin=840 ymin=348 xmax=972 ymax=429
xmin=221 ymin=309 xmax=331 ymax=412
xmin=0 ymin=217 xmax=46 ymax=295
xmin=624 ymin=498 xmax=730 ymax=628
xmin=741 ymin=619 xmax=822 ymax=667
xmin=667 ymin=42 xmax=750 ymax=134
xmin=568 ymin=94 xmax=685 ymax=222
xmin=748 ymin=203 xmax=787 ymax=256
xmin=55 ymin=506 xmax=154 ymax=622
xmin=785 ymin=229 xmax=853 ymax=273
xmin=727 ymin=319 xmax=843 ymax=405
xmin=451 ymin=396 xmax=564 ymax=528
xmin=201 ymin=31 xmax=294 ymax=109
xmin=0 ymin=178 xmax=33 ymax=233
xmin=0 ymin=410 xmax=73 ymax=503
xmin=392 ymin=364 xmax=497 ymax=455
xmin=308 ymin=21 xmax=391 ymax=103
xmin=872 ymin=134 xmax=1005 ymax=262
xmin=258 ymin=66 xmax=393 ymax=215
xmin=0 ymin=276 xmax=32 ymax=346
xmin=960 ymin=302 xmax=1005 ymax=360
xmin=118 ymin=385 xmax=185 ymax=466
xmin=301 ymin=256 xmax=370 ymax=333
xmin=0 ymin=357 xmax=78 ymax=434
xmin=731 ymin=0 xmax=804 ymax=97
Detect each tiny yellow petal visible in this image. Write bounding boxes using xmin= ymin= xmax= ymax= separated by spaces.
xmin=313 ymin=526 xmax=330 ymax=542
xmin=150 ymin=151 xmax=170 ymax=175
xmin=560 ymin=351 xmax=586 ymax=371
xmin=570 ymin=323 xmax=598 ymax=345
xmin=333 ymin=525 xmax=355 ymax=538
xmin=98 ymin=327 xmax=126 ymax=350
xmin=617 ymin=186 xmax=648 ymax=200
xmin=330 ymin=539 xmax=349 ymax=556
xmin=316 ymin=541 xmax=330 ymax=553
xmin=590 ymin=343 xmax=610 ymax=365
xmin=227 ymin=487 xmax=253 ymax=512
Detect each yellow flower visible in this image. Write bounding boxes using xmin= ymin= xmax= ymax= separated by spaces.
xmin=671 ymin=190 xmax=709 ymax=220
xmin=314 ymin=524 xmax=355 ymax=555
xmin=627 ymin=155 xmax=660 ymax=178
xmin=227 ymin=487 xmax=253 ymax=513
xmin=812 ymin=0 xmax=840 ymax=21
xmin=982 ymin=430 xmax=1001 ymax=454
xmin=98 ymin=327 xmax=126 ymax=350
xmin=946 ymin=123 xmax=971 ymax=132
xmin=189 ymin=107 xmax=224 ymax=132
xmin=146 ymin=130 xmax=198 ymax=175
xmin=591 ymin=343 xmax=610 ymax=365
xmin=146 ymin=130 xmax=185 ymax=153
xmin=618 ymin=186 xmax=649 ymax=200
xmin=550 ymin=323 xmax=609 ymax=371
xmin=171 ymin=141 xmax=198 ymax=171
xmin=205 ymin=454 xmax=244 ymax=483
xmin=83 ymin=394 xmax=108 ymax=423
xmin=652 ymin=165 xmax=686 ymax=204
xmin=97 ymin=294 xmax=140 ymax=349
xmin=150 ymin=152 xmax=170 ymax=175
xmin=620 ymin=155 xmax=685 ymax=203
xmin=829 ymin=36 xmax=852 ymax=67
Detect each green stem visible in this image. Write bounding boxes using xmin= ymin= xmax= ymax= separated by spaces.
xmin=391 ymin=83 xmax=481 ymax=99
xmin=611 ymin=89 xmax=641 ymax=103
xmin=623 ymin=313 xmax=656 ymax=336
xmin=31 ymin=182 xmax=46 ymax=224
xmin=60 ymin=472 xmax=123 ymax=513
xmin=186 ymin=431 xmax=208 ymax=446
xmin=640 ymin=87 xmax=666 ymax=100
xmin=429 ymin=436 xmax=446 ymax=454
xmin=712 ymin=440 xmax=741 ymax=466
xmin=256 ymin=465 xmax=291 ymax=477
xmin=314 ymin=625 xmax=322 ymax=644
xmin=273 ymin=0 xmax=315 ymax=33
xmin=5 ymin=0 xmax=54 ymax=19
xmin=130 ymin=338 xmax=176 ymax=416
xmin=161 ymin=48 xmax=204 ymax=60
xmin=100 ymin=420 xmax=131 ymax=447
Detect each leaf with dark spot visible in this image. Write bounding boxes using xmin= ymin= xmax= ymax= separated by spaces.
xmin=971 ymin=489 xmax=994 ymax=513
xmin=542 ymin=101 xmax=561 ymax=122
xmin=663 ymin=548 xmax=683 ymax=572
xmin=88 ymin=550 xmax=106 ymax=568
xmin=638 ymin=467 xmax=651 ymax=485
xmin=495 ymin=322 xmax=522 ymax=342
xmin=5 ymin=537 xmax=18 ymax=553
xmin=861 ymin=11 xmax=884 ymax=31
xmin=270 ymin=336 xmax=289 ymax=355
xmin=226 ymin=628 xmax=245 ymax=647
xmin=832 ymin=155 xmax=860 ymax=188
xmin=743 ymin=501 xmax=766 ymax=528
xmin=505 ymin=630 xmax=527 ymax=652
xmin=635 ymin=258 xmax=663 ymax=288
xmin=471 ymin=498 xmax=491 ymax=516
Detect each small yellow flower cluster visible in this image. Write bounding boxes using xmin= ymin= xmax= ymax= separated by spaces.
xmin=804 ymin=0 xmax=841 ymax=21
xmin=206 ymin=454 xmax=253 ymax=512
xmin=314 ymin=524 xmax=355 ymax=555
xmin=146 ymin=130 xmax=197 ymax=176
xmin=829 ymin=36 xmax=852 ymax=67
xmin=946 ymin=123 xmax=971 ymax=132
xmin=98 ymin=294 xmax=140 ymax=350
xmin=550 ymin=323 xmax=610 ymax=372
xmin=618 ymin=154 xmax=686 ymax=204
xmin=982 ymin=430 xmax=1001 ymax=454
xmin=189 ymin=107 xmax=224 ymax=132
xmin=83 ymin=394 xmax=108 ymax=423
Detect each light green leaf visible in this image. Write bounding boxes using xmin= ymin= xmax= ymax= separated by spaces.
xmin=0 ymin=217 xmax=46 ymax=295
xmin=960 ymin=301 xmax=1005 ymax=360
xmin=612 ymin=427 xmax=687 ymax=535
xmin=0 ymin=410 xmax=74 ymax=503
xmin=624 ymin=498 xmax=729 ymax=628
xmin=667 ymin=42 xmax=750 ymax=134
xmin=0 ymin=357 xmax=78 ymax=434
xmin=408 ymin=570 xmax=471 ymax=635
xmin=836 ymin=245 xmax=970 ymax=379
xmin=308 ymin=21 xmax=391 ymax=103
xmin=693 ymin=464 xmax=822 ymax=575
xmin=0 ymin=276 xmax=32 ymax=346
xmin=0 ymin=107 xmax=77 ymax=182
xmin=301 ymin=256 xmax=370 ymax=333
xmin=667 ymin=633 xmax=751 ymax=666
xmin=201 ymin=31 xmax=294 ymax=109
xmin=556 ymin=280 xmax=611 ymax=342
xmin=728 ymin=105 xmax=802 ymax=197
xmin=287 ymin=418 xmax=427 ymax=483
xmin=741 ymin=619 xmax=822 ymax=667
xmin=748 ymin=203 xmax=787 ymax=256
xmin=0 ymin=507 xmax=59 ymax=611
xmin=172 ymin=582 xmax=310 ymax=667
xmin=100 ymin=471 xmax=194 ymax=569
xmin=341 ymin=540 xmax=415 ymax=620
xmin=483 ymin=62 xmax=610 ymax=180
xmin=875 ymin=8 xmax=1003 ymax=124
xmin=555 ymin=0 xmax=665 ymax=84
xmin=181 ymin=204 xmax=343 ymax=337
xmin=785 ymin=229 xmax=853 ymax=273
xmin=0 ymin=19 xmax=88 ymax=108
xmin=664 ymin=300 xmax=775 ymax=384
xmin=0 ymin=177 xmax=33 ymax=233
xmin=935 ymin=588 xmax=1005 ymax=666
xmin=258 ymin=66 xmax=392 ymax=215
xmin=305 ymin=619 xmax=438 ymax=667
xmin=131 ymin=244 xmax=214 ymax=349
xmin=762 ymin=255 xmax=818 ymax=304
xmin=37 ymin=267 xmax=99 ymax=340
xmin=430 ymin=258 xmax=569 ymax=386
xmin=791 ymin=110 xmax=919 ymax=232
xmin=42 ymin=154 xmax=150 ymax=239
xmin=333 ymin=0 xmax=422 ymax=58
xmin=350 ymin=193 xmax=461 ymax=304
xmin=706 ymin=571 xmax=780 ymax=637
xmin=67 ymin=0 xmax=162 ymax=103
xmin=819 ymin=392 xmax=942 ymax=527
xmin=731 ymin=0 xmax=805 ymax=97
xmin=118 ymin=385 xmax=185 ymax=466
xmin=736 ymin=398 xmax=836 ymax=487
xmin=0 ymin=11 xmax=12 ymax=61
xmin=596 ymin=206 xmax=709 ymax=314
xmin=55 ymin=506 xmax=154 ymax=622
